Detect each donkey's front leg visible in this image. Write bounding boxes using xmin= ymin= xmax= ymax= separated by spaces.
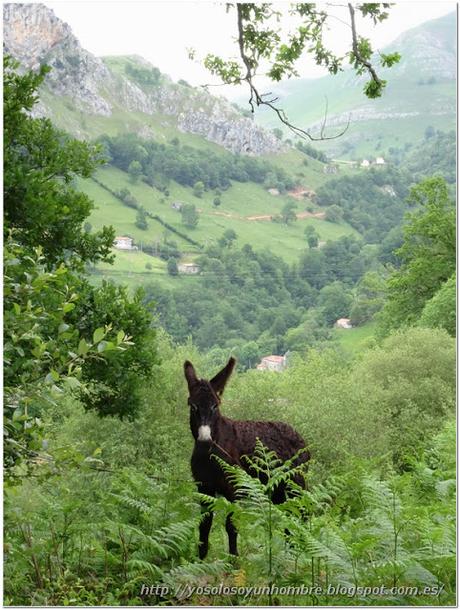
xmin=199 ymin=509 xmax=213 ymax=559
xmin=198 ymin=487 xmax=215 ymax=559
xmin=225 ymin=513 xmax=238 ymax=556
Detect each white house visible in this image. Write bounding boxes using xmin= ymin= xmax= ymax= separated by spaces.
xmin=178 ymin=263 xmax=201 ymax=274
xmin=114 ymin=236 xmax=135 ymax=250
xmin=360 ymin=159 xmax=371 ymax=168
xmin=256 ymin=354 xmax=287 ymax=372
xmin=375 ymin=157 xmax=386 ymax=165
xmin=335 ymin=318 xmax=353 ymax=329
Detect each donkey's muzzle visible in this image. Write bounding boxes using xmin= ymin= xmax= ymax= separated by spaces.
xmin=197 ymin=425 xmax=212 ymax=442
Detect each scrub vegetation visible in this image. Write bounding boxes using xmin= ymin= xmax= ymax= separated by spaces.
xmin=3 ymin=57 xmax=456 ymax=607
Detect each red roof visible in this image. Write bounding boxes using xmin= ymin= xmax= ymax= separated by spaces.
xmin=262 ymin=355 xmax=285 ymax=363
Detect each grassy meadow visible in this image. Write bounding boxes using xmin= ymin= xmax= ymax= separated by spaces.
xmin=333 ymin=322 xmax=378 ymax=354
xmin=77 ymin=163 xmax=359 ymax=288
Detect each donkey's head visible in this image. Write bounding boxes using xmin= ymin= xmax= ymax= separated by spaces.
xmin=184 ymin=358 xmax=236 ymax=443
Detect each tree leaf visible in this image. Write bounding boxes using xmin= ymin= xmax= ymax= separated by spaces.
xmin=77 ymin=338 xmax=89 ymax=355
xmin=93 ymin=327 xmax=105 ymax=344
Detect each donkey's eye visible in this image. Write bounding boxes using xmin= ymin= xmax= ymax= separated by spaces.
xmin=190 ymin=403 xmax=198 ymax=412
xmin=210 ymin=404 xmax=217 ymax=411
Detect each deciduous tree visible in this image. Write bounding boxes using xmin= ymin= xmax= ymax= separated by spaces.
xmin=379 ymin=177 xmax=455 ymax=333
xmin=4 ymin=56 xmax=114 ymax=267
xmin=181 ymin=203 xmax=199 ymax=228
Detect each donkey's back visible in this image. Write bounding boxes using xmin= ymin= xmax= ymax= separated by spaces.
xmin=228 ymin=417 xmax=308 ymax=464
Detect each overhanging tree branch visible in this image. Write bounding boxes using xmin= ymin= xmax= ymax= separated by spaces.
xmin=235 ymin=3 xmax=349 ymax=142
xmin=200 ymin=3 xmax=400 ymax=143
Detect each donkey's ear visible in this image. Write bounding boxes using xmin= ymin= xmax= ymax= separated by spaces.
xmin=210 ymin=357 xmax=236 ymax=396
xmin=184 ymin=360 xmax=198 ymax=392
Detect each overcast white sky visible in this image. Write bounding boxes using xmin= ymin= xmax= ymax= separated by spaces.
xmin=44 ymin=1 xmax=456 ymax=98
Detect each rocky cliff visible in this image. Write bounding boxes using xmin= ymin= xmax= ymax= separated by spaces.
xmin=3 ymin=3 xmax=284 ymax=155
xmin=4 ymin=3 xmax=113 ymax=116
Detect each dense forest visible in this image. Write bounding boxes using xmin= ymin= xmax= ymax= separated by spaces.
xmin=97 ymin=132 xmax=297 ymax=193
xmin=388 ymin=129 xmax=456 ymax=185
xmin=314 ymin=166 xmax=410 ymax=243
xmin=141 ymin=235 xmax=379 ymax=359
xmin=3 ymin=57 xmax=456 ymax=607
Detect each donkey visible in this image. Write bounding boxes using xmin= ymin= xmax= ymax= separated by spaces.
xmin=184 ymin=357 xmax=310 ymax=559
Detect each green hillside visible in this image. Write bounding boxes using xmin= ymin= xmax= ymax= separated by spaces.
xmin=14 ymin=8 xmax=453 ymax=299
xmin=333 ymin=321 xmax=377 ymax=354
xmin=78 ymin=163 xmax=359 ymax=287
xmin=30 ymin=45 xmax=375 ymax=292
xmin=41 ymin=85 xmax=230 ymax=154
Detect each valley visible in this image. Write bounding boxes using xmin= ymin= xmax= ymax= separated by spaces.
xmin=3 ymin=3 xmax=456 ymax=606
xmin=3 ymin=2 xmax=454 ymax=358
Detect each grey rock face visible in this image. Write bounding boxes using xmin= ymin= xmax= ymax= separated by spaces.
xmin=3 ymin=3 xmax=284 ymax=155
xmin=4 ymin=3 xmax=112 ymax=116
xmin=389 ymin=29 xmax=456 ymax=80
xmin=4 ymin=2 xmax=71 ymax=70
xmin=177 ymin=110 xmax=283 ymax=155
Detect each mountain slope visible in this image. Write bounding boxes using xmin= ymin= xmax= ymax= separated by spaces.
xmin=3 ymin=3 xmax=283 ymax=156
xmin=3 ymin=1 xmax=410 ymax=291
xmin=255 ymin=11 xmax=456 ymax=159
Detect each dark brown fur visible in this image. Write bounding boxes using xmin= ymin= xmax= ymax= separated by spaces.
xmin=184 ymin=357 xmax=310 ymax=558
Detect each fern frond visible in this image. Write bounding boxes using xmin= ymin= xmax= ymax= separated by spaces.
xmin=126 ymin=557 xmax=163 ymax=579
xmin=109 ymin=493 xmax=154 ymax=514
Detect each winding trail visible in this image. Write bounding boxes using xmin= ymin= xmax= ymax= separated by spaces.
xmin=245 ymin=211 xmax=326 ymax=221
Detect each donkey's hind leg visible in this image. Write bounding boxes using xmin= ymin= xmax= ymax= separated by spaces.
xmin=225 ymin=512 xmax=238 ymax=556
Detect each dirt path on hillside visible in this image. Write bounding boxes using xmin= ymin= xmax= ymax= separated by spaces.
xmin=210 ymin=210 xmax=239 ymax=219
xmin=245 ymin=214 xmax=273 ymax=221
xmin=297 ymin=211 xmax=326 ymax=220
xmin=245 ymin=211 xmax=326 ymax=221
xmin=204 ymin=209 xmax=326 ymax=222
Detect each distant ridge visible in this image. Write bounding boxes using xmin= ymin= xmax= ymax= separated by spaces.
xmin=254 ymin=11 xmax=456 ymax=158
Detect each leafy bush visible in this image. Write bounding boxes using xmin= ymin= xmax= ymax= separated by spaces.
xmin=227 ymin=327 xmax=455 ymax=471
xmin=181 ymin=203 xmax=199 ymax=228
xmin=125 ymin=62 xmax=161 ymax=87
xmin=167 ymin=257 xmax=179 ymax=276
xmin=4 ymin=56 xmax=114 ymax=266
xmin=3 ymin=235 xmax=133 ymax=480
xmin=379 ymin=177 xmax=455 ymax=334
xmin=135 ymin=206 xmax=149 ymax=230
xmin=418 ymin=274 xmax=455 ymax=336
xmin=69 ymin=281 xmax=160 ymax=418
